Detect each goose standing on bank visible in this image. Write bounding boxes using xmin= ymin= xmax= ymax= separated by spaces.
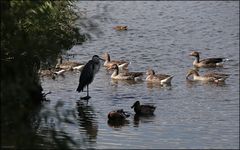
xmin=146 ymin=68 xmax=174 ymax=85
xmin=186 ymin=69 xmax=229 ymax=83
xmin=56 ymin=56 xmax=85 ymax=71
xmin=189 ymin=51 xmax=227 ymax=68
xmin=109 ymin=64 xmax=143 ymax=81
xmin=76 ymin=55 xmax=104 ymax=100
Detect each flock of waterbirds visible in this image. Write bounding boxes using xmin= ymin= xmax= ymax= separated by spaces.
xmin=39 ymin=25 xmax=230 ymax=124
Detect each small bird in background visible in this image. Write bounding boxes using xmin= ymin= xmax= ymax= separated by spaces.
xmin=113 ymin=25 xmax=128 ymax=31
xmin=76 ymin=55 xmax=104 ymax=100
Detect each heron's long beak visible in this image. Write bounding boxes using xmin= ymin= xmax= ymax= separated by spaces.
xmin=99 ymin=57 xmax=105 ymax=61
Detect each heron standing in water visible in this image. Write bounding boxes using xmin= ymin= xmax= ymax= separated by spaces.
xmin=76 ymin=55 xmax=104 ymax=100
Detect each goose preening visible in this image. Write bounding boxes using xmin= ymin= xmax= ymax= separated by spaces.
xmin=109 ymin=64 xmax=143 ymax=81
xmin=131 ymin=101 xmax=156 ymax=115
xmin=76 ymin=55 xmax=104 ymax=100
xmin=56 ymin=56 xmax=85 ymax=71
xmin=189 ymin=51 xmax=228 ymax=68
xmin=146 ymin=68 xmax=174 ymax=85
xmin=186 ymin=69 xmax=229 ymax=83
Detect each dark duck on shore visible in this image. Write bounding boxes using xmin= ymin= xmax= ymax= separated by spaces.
xmin=131 ymin=101 xmax=156 ymax=115
xmin=189 ymin=51 xmax=227 ymax=68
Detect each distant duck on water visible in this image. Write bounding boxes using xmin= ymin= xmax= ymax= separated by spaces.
xmin=113 ymin=25 xmax=128 ymax=31
xmin=55 ymin=56 xmax=85 ymax=71
xmin=146 ymin=68 xmax=174 ymax=85
xmin=186 ymin=69 xmax=229 ymax=83
xmin=76 ymin=55 xmax=104 ymax=100
xmin=109 ymin=64 xmax=143 ymax=81
xmin=189 ymin=51 xmax=228 ymax=68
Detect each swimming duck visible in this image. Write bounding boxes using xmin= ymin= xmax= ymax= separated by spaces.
xmin=189 ymin=51 xmax=227 ymax=68
xmin=113 ymin=25 xmax=128 ymax=31
xmin=186 ymin=69 xmax=229 ymax=83
xmin=108 ymin=109 xmax=130 ymax=121
xmin=109 ymin=64 xmax=143 ymax=81
xmin=102 ymin=52 xmax=129 ymax=70
xmin=146 ymin=68 xmax=174 ymax=85
xmin=131 ymin=101 xmax=156 ymax=115
xmin=55 ymin=56 xmax=85 ymax=71
xmin=39 ymin=68 xmax=66 ymax=79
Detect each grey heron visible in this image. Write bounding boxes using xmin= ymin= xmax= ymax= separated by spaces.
xmin=76 ymin=55 xmax=103 ymax=100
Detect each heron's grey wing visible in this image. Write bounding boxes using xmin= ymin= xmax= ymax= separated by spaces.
xmin=79 ymin=60 xmax=94 ymax=88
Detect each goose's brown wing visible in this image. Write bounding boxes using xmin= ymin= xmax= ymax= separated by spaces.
xmin=111 ymin=60 xmax=127 ymax=65
xmin=204 ymin=72 xmax=229 ymax=79
xmin=155 ymin=74 xmax=170 ymax=80
xmin=125 ymin=72 xmax=144 ymax=77
xmin=200 ymin=58 xmax=224 ymax=64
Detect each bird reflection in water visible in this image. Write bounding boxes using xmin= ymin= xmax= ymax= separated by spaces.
xmin=111 ymin=79 xmax=143 ymax=87
xmin=146 ymin=82 xmax=172 ymax=90
xmin=76 ymin=100 xmax=98 ymax=142
xmin=133 ymin=114 xmax=156 ymax=127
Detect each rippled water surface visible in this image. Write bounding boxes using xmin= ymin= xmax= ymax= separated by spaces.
xmin=40 ymin=1 xmax=239 ymax=149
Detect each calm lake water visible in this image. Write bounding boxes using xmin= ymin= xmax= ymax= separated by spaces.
xmin=40 ymin=1 xmax=239 ymax=149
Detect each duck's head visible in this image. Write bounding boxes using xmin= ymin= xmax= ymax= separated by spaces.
xmin=189 ymin=51 xmax=200 ymax=57
xmin=186 ymin=69 xmax=199 ymax=79
xmin=122 ymin=26 xmax=128 ymax=30
xmin=102 ymin=52 xmax=110 ymax=61
xmin=56 ymin=56 xmax=63 ymax=68
xmin=109 ymin=64 xmax=118 ymax=70
xmin=131 ymin=101 xmax=140 ymax=109
xmin=146 ymin=68 xmax=155 ymax=75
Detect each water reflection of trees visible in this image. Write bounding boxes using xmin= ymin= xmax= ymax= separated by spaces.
xmin=107 ymin=119 xmax=130 ymax=128
xmin=76 ymin=100 xmax=98 ymax=143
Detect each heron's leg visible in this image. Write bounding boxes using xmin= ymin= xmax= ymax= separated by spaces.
xmin=87 ymin=85 xmax=89 ymax=96
xmin=81 ymin=85 xmax=91 ymax=100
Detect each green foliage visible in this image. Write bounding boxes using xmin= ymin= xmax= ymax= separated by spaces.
xmin=1 ymin=0 xmax=85 ymax=63
xmin=1 ymin=0 xmax=86 ymax=148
